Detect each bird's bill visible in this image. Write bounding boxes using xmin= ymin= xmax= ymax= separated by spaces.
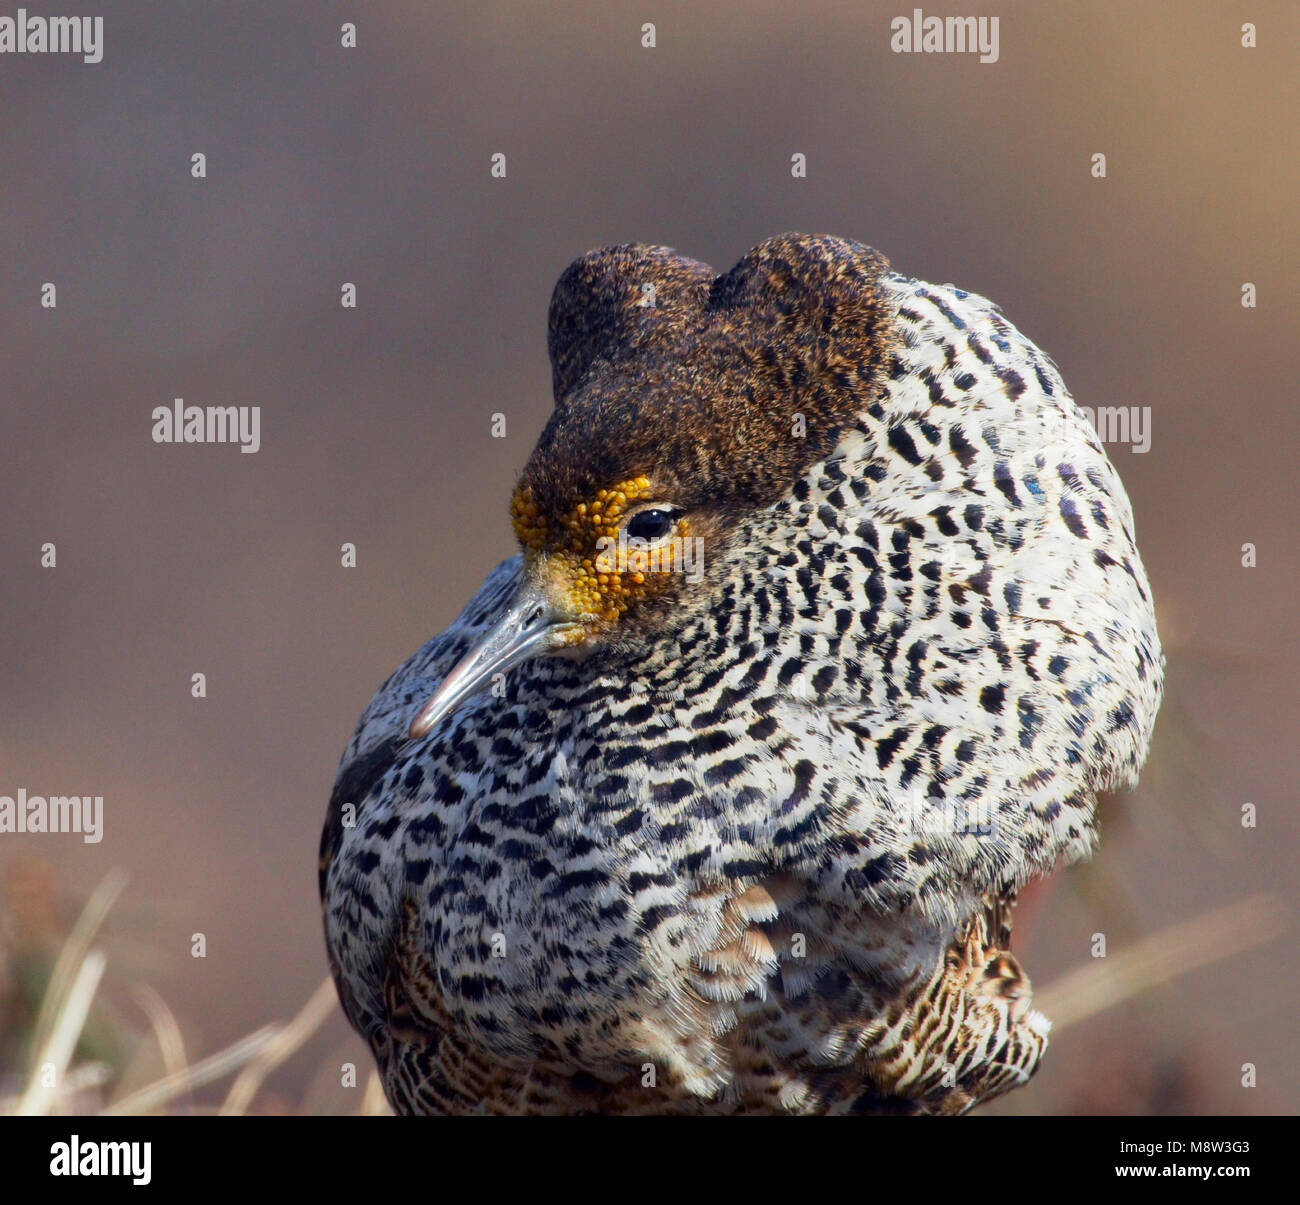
xmin=408 ymin=582 xmax=583 ymax=738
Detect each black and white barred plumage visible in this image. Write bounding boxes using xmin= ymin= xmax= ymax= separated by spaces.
xmin=320 ymin=235 xmax=1163 ymax=1114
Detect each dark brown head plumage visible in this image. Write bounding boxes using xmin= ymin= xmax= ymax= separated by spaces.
xmin=522 ymin=233 xmax=895 ymax=523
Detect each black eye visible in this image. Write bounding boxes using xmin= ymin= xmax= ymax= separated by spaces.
xmin=625 ymin=509 xmax=675 ymax=541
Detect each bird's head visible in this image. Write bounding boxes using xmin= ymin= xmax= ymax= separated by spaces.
xmin=410 ymin=233 xmax=894 ymax=738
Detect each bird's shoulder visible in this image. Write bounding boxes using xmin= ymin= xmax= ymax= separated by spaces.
xmin=318 ymin=556 xmax=523 ymax=1042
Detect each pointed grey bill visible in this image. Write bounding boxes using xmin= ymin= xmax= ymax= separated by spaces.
xmin=408 ymin=583 xmax=581 ymax=739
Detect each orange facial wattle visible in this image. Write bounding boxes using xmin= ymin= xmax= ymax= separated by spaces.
xmin=510 ymin=476 xmax=689 ymax=627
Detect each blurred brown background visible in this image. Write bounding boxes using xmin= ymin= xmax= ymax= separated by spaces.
xmin=2 ymin=1 xmax=1296 ymax=1114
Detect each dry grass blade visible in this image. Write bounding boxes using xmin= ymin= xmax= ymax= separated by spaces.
xmin=28 ymin=869 xmax=126 ymax=1063
xmin=1035 ymin=893 xmax=1285 ymax=1033
xmin=133 ymin=983 xmax=190 ymax=1086
xmin=102 ymin=1025 xmax=279 ymax=1115
xmin=219 ymin=977 xmax=339 ymax=1115
xmin=15 ymin=948 xmax=107 ymax=1115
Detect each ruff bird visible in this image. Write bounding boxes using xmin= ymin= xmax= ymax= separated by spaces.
xmin=320 ymin=234 xmax=1163 ymax=1114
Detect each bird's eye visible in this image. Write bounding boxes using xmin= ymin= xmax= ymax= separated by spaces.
xmin=625 ymin=509 xmax=676 ymax=541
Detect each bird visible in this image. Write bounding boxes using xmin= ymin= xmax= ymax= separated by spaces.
xmin=320 ymin=233 xmax=1163 ymax=1115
